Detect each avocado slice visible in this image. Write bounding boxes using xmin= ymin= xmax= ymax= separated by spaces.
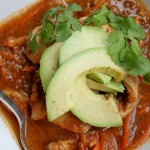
xmin=87 ymin=72 xmax=112 ymax=84
xmin=40 ymin=26 xmax=108 ymax=92
xmin=87 ymin=78 xmax=125 ymax=93
xmin=59 ymin=26 xmax=108 ymax=65
xmin=71 ymin=77 xmax=122 ymax=127
xmin=40 ymin=42 xmax=64 ymax=92
xmin=46 ymin=48 xmax=127 ymax=122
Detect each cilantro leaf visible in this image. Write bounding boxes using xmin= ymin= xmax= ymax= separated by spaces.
xmin=70 ymin=16 xmax=81 ymax=31
xmin=56 ymin=22 xmax=72 ymax=42
xmin=124 ymin=50 xmax=150 ymax=76
xmin=84 ymin=5 xmax=109 ymax=26
xmin=84 ymin=4 xmax=148 ymax=83
xmin=93 ymin=15 xmax=108 ymax=26
xmin=107 ymin=30 xmax=126 ymax=65
xmin=41 ymin=22 xmax=55 ymax=44
xmin=58 ymin=11 xmax=69 ymax=22
xmin=129 ymin=37 xmax=142 ymax=55
xmin=28 ymin=3 xmax=82 ymax=52
xmin=67 ymin=3 xmax=82 ymax=12
xmin=84 ymin=5 xmax=146 ymax=40
xmin=124 ymin=16 xmax=146 ymax=40
xmin=56 ymin=3 xmax=82 ymax=41
xmin=94 ymin=5 xmax=109 ymax=15
xmin=119 ymin=45 xmax=130 ymax=62
xmin=27 ymin=32 xmax=41 ymax=53
xmin=143 ymin=72 xmax=150 ymax=84
xmin=58 ymin=7 xmax=81 ymax=31
xmin=44 ymin=5 xmax=63 ymax=19
xmin=107 ymin=11 xmax=124 ymax=25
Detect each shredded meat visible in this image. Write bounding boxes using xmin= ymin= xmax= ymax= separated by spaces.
xmin=22 ymin=65 xmax=39 ymax=72
xmin=25 ymin=26 xmax=47 ymax=64
xmin=123 ymin=75 xmax=139 ymax=102
xmin=30 ymin=99 xmax=47 ymax=120
xmin=3 ymin=89 xmax=29 ymax=102
xmin=78 ymin=131 xmax=99 ymax=149
xmin=48 ymin=138 xmax=78 ymax=150
xmin=2 ymin=89 xmax=29 ymax=113
xmin=30 ymin=74 xmax=46 ymax=120
xmin=116 ymin=75 xmax=139 ymax=118
xmin=79 ymin=16 xmax=88 ymax=24
xmin=4 ymin=36 xmax=27 ymax=47
xmin=101 ymin=24 xmax=113 ymax=33
xmin=32 ymin=26 xmax=42 ymax=38
xmin=25 ymin=46 xmax=46 ymax=64
xmin=53 ymin=112 xmax=91 ymax=133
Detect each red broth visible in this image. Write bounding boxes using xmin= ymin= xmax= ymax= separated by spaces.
xmin=0 ymin=0 xmax=150 ymax=149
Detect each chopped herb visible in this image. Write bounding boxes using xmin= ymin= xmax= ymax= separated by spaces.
xmin=40 ymin=22 xmax=55 ymax=44
xmin=56 ymin=22 xmax=72 ymax=41
xmin=84 ymin=5 xmax=150 ymax=83
xmin=143 ymin=72 xmax=150 ymax=84
xmin=107 ymin=30 xmax=126 ymax=65
xmin=27 ymin=32 xmax=41 ymax=53
xmin=56 ymin=3 xmax=82 ymax=41
xmin=124 ymin=50 xmax=150 ymax=76
xmin=124 ymin=16 xmax=146 ymax=39
xmin=28 ymin=3 xmax=150 ymax=84
xmin=27 ymin=3 xmax=82 ymax=52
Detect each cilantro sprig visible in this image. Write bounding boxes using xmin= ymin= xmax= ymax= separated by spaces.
xmin=27 ymin=3 xmax=82 ymax=52
xmin=28 ymin=3 xmax=150 ymax=84
xmin=84 ymin=5 xmax=150 ymax=84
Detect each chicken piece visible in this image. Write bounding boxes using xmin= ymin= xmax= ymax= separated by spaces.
xmin=116 ymin=75 xmax=139 ymax=118
xmin=101 ymin=24 xmax=113 ymax=33
xmin=30 ymin=74 xmax=46 ymax=120
xmin=3 ymin=89 xmax=29 ymax=114
xmin=48 ymin=138 xmax=78 ymax=150
xmin=53 ymin=112 xmax=91 ymax=133
xmin=3 ymin=89 xmax=29 ymax=102
xmin=25 ymin=46 xmax=46 ymax=64
xmin=79 ymin=16 xmax=88 ymax=24
xmin=25 ymin=26 xmax=47 ymax=64
xmin=30 ymin=98 xmax=47 ymax=120
xmin=123 ymin=75 xmax=139 ymax=102
xmin=4 ymin=36 xmax=27 ymax=47
xmin=78 ymin=131 xmax=99 ymax=149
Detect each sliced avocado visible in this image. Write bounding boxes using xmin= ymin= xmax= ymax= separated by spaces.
xmin=40 ymin=42 xmax=64 ymax=92
xmin=87 ymin=78 xmax=125 ymax=93
xmin=59 ymin=26 xmax=108 ymax=65
xmin=46 ymin=48 xmax=127 ymax=121
xmin=87 ymin=72 xmax=112 ymax=84
xmin=71 ymin=77 xmax=122 ymax=127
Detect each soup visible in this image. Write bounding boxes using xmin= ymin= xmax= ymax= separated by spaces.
xmin=0 ymin=0 xmax=150 ymax=149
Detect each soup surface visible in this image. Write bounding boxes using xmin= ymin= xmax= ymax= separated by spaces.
xmin=0 ymin=0 xmax=150 ymax=150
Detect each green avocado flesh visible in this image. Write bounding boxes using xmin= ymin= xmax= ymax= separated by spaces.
xmin=40 ymin=42 xmax=64 ymax=92
xmin=46 ymin=48 xmax=126 ymax=126
xmin=59 ymin=26 xmax=108 ymax=65
xmin=87 ymin=72 xmax=112 ymax=84
xmin=87 ymin=78 xmax=125 ymax=93
xmin=71 ymin=77 xmax=122 ymax=127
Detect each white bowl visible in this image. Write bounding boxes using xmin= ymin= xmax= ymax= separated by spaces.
xmin=0 ymin=0 xmax=149 ymax=150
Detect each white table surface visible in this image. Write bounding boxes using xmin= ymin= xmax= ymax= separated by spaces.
xmin=0 ymin=0 xmax=150 ymax=150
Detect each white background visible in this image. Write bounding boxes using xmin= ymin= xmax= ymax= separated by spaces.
xmin=0 ymin=0 xmax=149 ymax=150
xmin=0 ymin=0 xmax=33 ymax=20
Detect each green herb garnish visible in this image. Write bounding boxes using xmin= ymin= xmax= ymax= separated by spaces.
xmin=28 ymin=4 xmax=150 ymax=84
xmin=27 ymin=32 xmax=42 ymax=52
xmin=28 ymin=3 xmax=82 ymax=52
xmin=84 ymin=5 xmax=150 ymax=84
